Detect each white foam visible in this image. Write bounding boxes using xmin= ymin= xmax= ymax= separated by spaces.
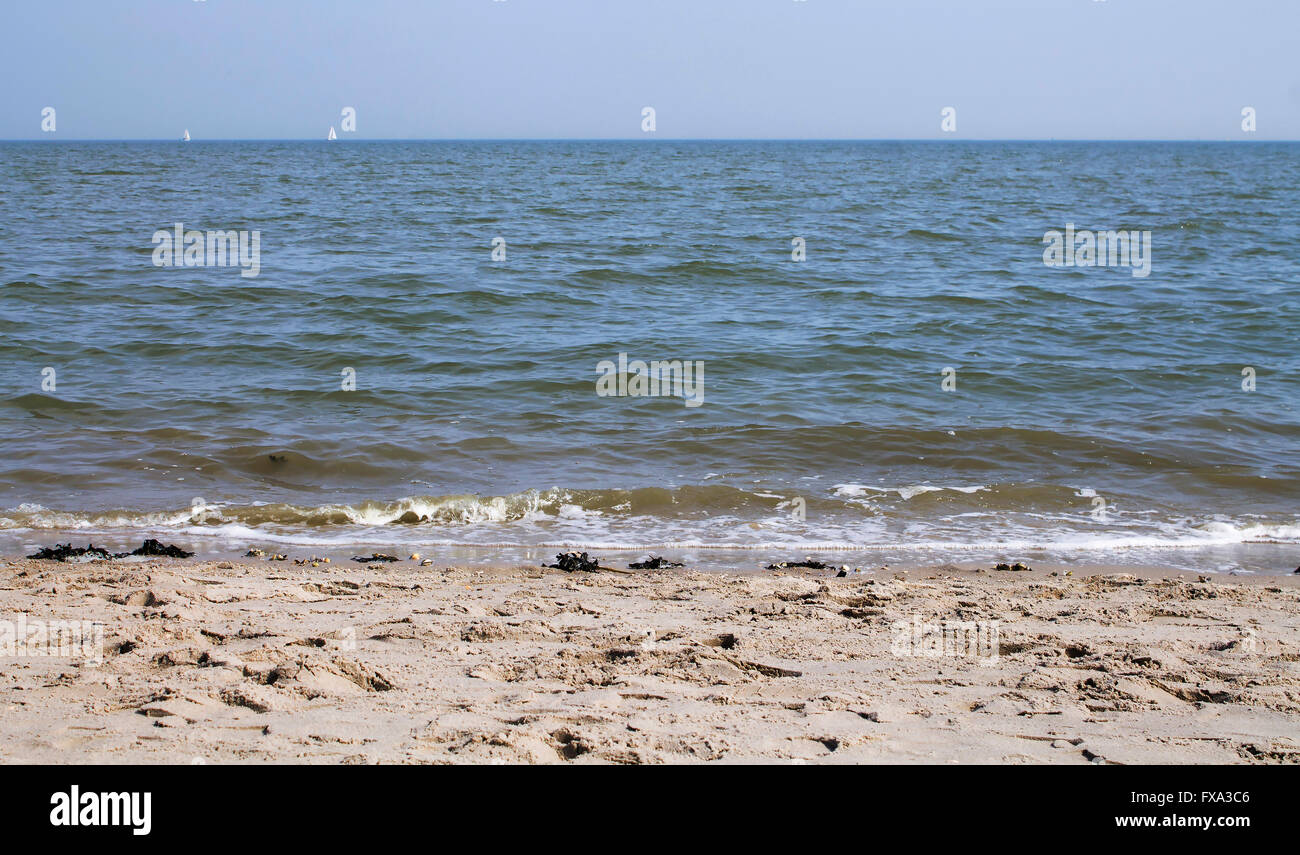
xmin=832 ymin=483 xmax=986 ymax=500
xmin=4 ymin=497 xmax=1297 ymax=555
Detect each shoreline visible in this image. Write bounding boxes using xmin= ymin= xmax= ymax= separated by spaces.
xmin=2 ymin=556 xmax=1298 ymax=763
xmin=2 ymin=531 xmax=1297 ymax=577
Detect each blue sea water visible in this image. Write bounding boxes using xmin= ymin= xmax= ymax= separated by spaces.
xmin=0 ymin=141 xmax=1297 ymax=571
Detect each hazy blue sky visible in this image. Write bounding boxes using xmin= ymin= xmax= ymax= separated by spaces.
xmin=4 ymin=0 xmax=1298 ymax=139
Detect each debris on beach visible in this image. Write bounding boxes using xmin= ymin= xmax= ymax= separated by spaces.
xmin=994 ymin=562 xmax=1032 ymax=572
xmin=351 ymin=553 xmax=400 ymax=563
xmin=293 ymin=556 xmax=330 ymax=566
xmin=244 ymin=548 xmax=287 ymax=561
xmin=836 ymin=568 xmax=849 ymax=577
xmin=129 ymin=539 xmax=194 ymax=558
xmin=766 ymin=559 xmax=830 ymax=570
xmin=628 ymin=555 xmax=684 ymax=569
xmin=27 ymin=539 xmax=194 ymax=562
xmin=545 ymin=551 xmax=603 ymax=573
xmin=27 ymin=543 xmax=113 ymax=562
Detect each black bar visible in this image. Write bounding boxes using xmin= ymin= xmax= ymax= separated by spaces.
xmin=0 ymin=765 xmax=1280 ymax=842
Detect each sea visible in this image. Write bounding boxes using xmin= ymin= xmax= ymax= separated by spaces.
xmin=1 ymin=140 xmax=1296 ymax=573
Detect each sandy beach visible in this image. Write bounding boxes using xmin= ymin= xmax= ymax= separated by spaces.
xmin=1 ymin=554 xmax=1297 ymax=764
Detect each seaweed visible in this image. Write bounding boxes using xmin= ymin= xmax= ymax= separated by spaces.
xmin=628 ymin=555 xmax=684 ymax=569
xmin=130 ymin=538 xmax=194 ymax=558
xmin=765 ymin=559 xmax=830 ymax=570
xmin=545 ymin=551 xmax=602 ymax=572
xmin=26 ymin=543 xmax=113 ymax=561
xmin=26 ymin=539 xmax=193 ymax=561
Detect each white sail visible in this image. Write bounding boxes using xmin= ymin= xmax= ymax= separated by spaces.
xmin=182 ymin=129 xmax=190 ymax=142
xmin=327 ymin=126 xmax=337 ymax=141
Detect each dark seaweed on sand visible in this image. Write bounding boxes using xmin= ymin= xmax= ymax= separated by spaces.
xmin=766 ymin=559 xmax=831 ymax=570
xmin=545 ymin=551 xmax=602 ymax=572
xmin=27 ymin=543 xmax=113 ymax=561
xmin=27 ymin=539 xmax=193 ymax=561
xmin=629 ymin=555 xmax=684 ymax=569
xmin=130 ymin=538 xmax=194 ymax=558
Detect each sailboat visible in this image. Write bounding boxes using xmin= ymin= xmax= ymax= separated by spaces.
xmin=327 ymin=126 xmax=337 ymax=141
xmin=182 ymin=129 xmax=190 ymax=142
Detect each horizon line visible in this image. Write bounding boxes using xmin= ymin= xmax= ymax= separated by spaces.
xmin=1 ymin=137 xmax=1295 ymax=143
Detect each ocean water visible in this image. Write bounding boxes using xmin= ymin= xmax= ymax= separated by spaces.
xmin=1 ymin=141 xmax=1297 ymax=572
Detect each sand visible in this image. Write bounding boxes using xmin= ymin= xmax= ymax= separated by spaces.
xmin=1 ymin=555 xmax=1297 ymax=764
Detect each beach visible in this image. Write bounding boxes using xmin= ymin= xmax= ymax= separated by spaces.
xmin=6 ymin=1 xmax=1300 ymax=834
xmin=2 ymin=554 xmax=1297 ymax=764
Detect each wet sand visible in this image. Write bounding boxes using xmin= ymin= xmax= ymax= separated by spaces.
xmin=1 ymin=555 xmax=1298 ymax=764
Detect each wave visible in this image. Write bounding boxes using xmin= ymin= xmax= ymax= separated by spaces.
xmin=3 ymin=486 xmax=1297 ymax=555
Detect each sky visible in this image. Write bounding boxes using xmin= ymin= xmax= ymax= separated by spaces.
xmin=3 ymin=0 xmax=1298 ymax=140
